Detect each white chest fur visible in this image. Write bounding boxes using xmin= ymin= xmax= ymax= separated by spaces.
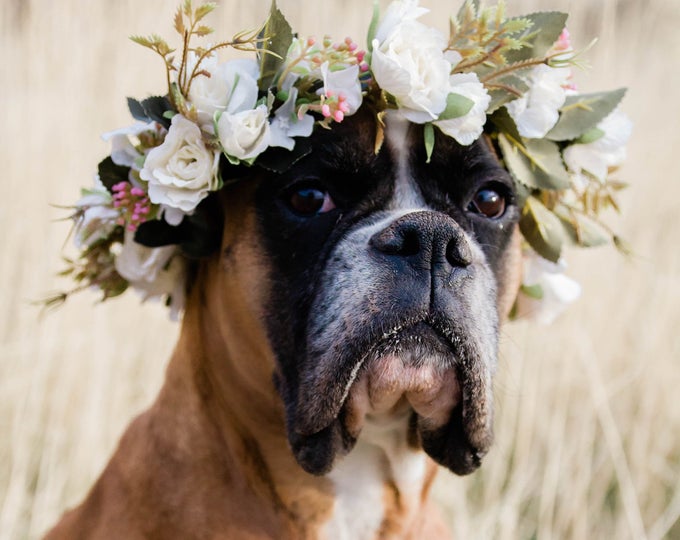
xmin=320 ymin=414 xmax=428 ymax=540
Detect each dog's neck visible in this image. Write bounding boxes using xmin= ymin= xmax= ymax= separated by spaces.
xmin=157 ymin=208 xmax=448 ymax=539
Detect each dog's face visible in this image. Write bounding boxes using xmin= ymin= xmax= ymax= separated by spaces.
xmin=237 ymin=109 xmax=520 ymax=476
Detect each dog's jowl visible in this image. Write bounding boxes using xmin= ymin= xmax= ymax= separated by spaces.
xmin=46 ymin=113 xmax=521 ymax=540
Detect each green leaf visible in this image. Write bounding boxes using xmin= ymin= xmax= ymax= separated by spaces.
xmin=424 ymin=123 xmax=435 ymax=164
xmin=521 ymin=283 xmax=544 ymax=300
xmin=498 ymin=134 xmax=570 ymax=190
xmin=576 ymin=127 xmax=605 ymax=144
xmin=194 ymin=2 xmax=217 ymax=22
xmin=127 ymin=97 xmax=149 ymax=122
xmin=438 ymin=93 xmax=475 ymax=120
xmin=98 ymin=157 xmax=130 ymax=193
xmin=257 ymin=1 xmax=293 ymax=91
xmin=504 ymin=12 xmax=568 ymax=63
xmin=489 ymin=107 xmax=521 ymax=141
xmin=546 ymin=88 xmax=626 ymax=141
xmin=141 ymin=96 xmax=173 ymax=129
xmin=519 ymin=196 xmax=564 ymax=263
xmin=366 ymin=0 xmax=380 ymax=54
xmin=555 ymin=207 xmax=610 ymax=247
xmin=486 ymin=74 xmax=529 ymax=113
xmin=457 ymin=0 xmax=480 ymax=21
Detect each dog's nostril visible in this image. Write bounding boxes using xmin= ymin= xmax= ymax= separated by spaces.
xmin=446 ymin=238 xmax=472 ymax=267
xmin=369 ymin=227 xmax=420 ymax=256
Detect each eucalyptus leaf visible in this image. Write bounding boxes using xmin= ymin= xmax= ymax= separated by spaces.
xmin=366 ymin=0 xmax=380 ymax=54
xmin=519 ymin=196 xmax=564 ymax=263
xmin=439 ymin=93 xmax=475 ymax=120
xmin=546 ymin=88 xmax=626 ymax=141
xmin=555 ymin=208 xmax=610 ymax=247
xmin=498 ymin=134 xmax=570 ymax=190
xmin=489 ymin=107 xmax=521 ymax=141
xmin=576 ymin=127 xmax=605 ymax=144
xmin=423 ymin=123 xmax=435 ymax=164
xmin=257 ymin=1 xmax=293 ymax=92
xmin=521 ymin=283 xmax=544 ymax=300
xmin=504 ymin=12 xmax=568 ymax=64
xmin=486 ymin=75 xmax=529 ymax=113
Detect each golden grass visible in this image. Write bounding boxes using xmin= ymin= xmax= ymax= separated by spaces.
xmin=1 ymin=1 xmax=678 ymax=538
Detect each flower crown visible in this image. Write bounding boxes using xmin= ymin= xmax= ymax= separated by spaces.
xmin=50 ymin=0 xmax=632 ymax=323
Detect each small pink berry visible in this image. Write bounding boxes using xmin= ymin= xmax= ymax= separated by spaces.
xmin=356 ymin=51 xmax=365 ymax=63
xmin=339 ymin=102 xmax=350 ymax=113
xmin=321 ymin=104 xmax=331 ymax=117
xmin=130 ymin=187 xmax=145 ymax=197
xmin=307 ymin=36 xmax=316 ymax=47
xmin=326 ymin=90 xmax=335 ymax=98
xmin=360 ymin=63 xmax=370 ymax=73
xmin=334 ymin=110 xmax=344 ymax=122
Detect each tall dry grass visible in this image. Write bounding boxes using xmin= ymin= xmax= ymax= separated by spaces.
xmin=1 ymin=0 xmax=678 ymax=538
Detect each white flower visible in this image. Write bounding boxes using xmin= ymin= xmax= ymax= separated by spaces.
xmin=74 ymin=176 xmax=119 ymax=249
xmin=318 ymin=62 xmax=363 ymax=115
xmin=217 ymin=104 xmax=271 ymax=161
xmin=434 ymin=73 xmax=490 ymax=146
xmin=371 ymin=0 xmax=451 ymax=123
xmin=270 ymin=83 xmax=314 ymax=150
xmin=115 ymin=230 xmax=186 ymax=320
xmin=188 ymin=56 xmax=260 ymax=131
xmin=141 ymin=114 xmax=220 ymax=223
xmin=515 ymin=252 xmax=581 ymax=325
xmin=101 ymin=122 xmax=155 ymax=169
xmin=505 ymin=64 xmax=571 ymax=138
xmin=563 ymin=109 xmax=633 ymax=182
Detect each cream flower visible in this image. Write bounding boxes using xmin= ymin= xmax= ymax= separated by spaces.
xmin=318 ymin=62 xmax=363 ymax=115
xmin=270 ymin=83 xmax=314 ymax=151
xmin=141 ymin=114 xmax=220 ymax=224
xmin=114 ymin=229 xmax=185 ymax=319
xmin=74 ymin=176 xmax=120 ymax=249
xmin=434 ymin=73 xmax=490 ymax=146
xmin=563 ymin=109 xmax=633 ymax=182
xmin=217 ymin=104 xmax=271 ymax=162
xmin=505 ymin=64 xmax=571 ymax=138
xmin=371 ymin=0 xmax=451 ymax=123
xmin=188 ymin=56 xmax=260 ymax=130
xmin=515 ymin=252 xmax=581 ymax=325
xmin=101 ymin=122 xmax=154 ymax=169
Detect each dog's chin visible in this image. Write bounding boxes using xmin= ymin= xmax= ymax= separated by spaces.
xmin=289 ymin=321 xmax=494 ymax=477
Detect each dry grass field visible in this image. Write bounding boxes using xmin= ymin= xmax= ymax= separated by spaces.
xmin=1 ymin=0 xmax=679 ymax=538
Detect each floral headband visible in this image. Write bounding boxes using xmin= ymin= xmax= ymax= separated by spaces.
xmin=49 ymin=0 xmax=632 ymax=323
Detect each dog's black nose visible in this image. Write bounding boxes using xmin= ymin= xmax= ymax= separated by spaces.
xmin=369 ymin=211 xmax=472 ymax=269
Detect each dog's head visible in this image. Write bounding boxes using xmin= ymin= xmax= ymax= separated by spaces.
xmin=217 ymin=108 xmax=521 ymax=477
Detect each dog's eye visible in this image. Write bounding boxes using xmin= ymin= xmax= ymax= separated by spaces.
xmin=287 ymin=186 xmax=336 ymax=217
xmin=468 ymin=187 xmax=506 ymax=219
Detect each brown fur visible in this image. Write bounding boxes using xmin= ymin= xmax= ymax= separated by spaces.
xmin=47 ymin=177 xmax=511 ymax=539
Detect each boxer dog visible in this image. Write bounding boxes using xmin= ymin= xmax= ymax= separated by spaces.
xmin=46 ymin=108 xmax=522 ymax=539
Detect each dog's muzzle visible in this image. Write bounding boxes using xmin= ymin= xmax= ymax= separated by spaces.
xmin=286 ymin=211 xmax=498 ymax=477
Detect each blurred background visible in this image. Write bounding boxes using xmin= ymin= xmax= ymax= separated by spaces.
xmin=1 ymin=0 xmax=678 ymax=538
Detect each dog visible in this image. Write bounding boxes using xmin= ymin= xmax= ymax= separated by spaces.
xmin=45 ymin=108 xmax=522 ymax=539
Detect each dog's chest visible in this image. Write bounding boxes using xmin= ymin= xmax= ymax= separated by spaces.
xmin=320 ymin=414 xmax=427 ymax=540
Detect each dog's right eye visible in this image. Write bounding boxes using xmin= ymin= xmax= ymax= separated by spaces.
xmin=286 ymin=185 xmax=336 ymax=217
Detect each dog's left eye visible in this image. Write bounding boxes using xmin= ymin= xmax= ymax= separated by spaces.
xmin=467 ymin=186 xmax=507 ymax=219
xmin=286 ymin=185 xmax=336 ymax=217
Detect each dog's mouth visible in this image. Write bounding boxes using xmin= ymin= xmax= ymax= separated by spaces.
xmin=290 ymin=317 xmax=495 ymax=476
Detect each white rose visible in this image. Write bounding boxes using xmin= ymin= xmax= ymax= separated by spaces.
xmin=74 ymin=176 xmax=120 ymax=249
xmin=141 ymin=114 xmax=220 ymax=223
xmin=515 ymin=252 xmax=581 ymax=325
xmin=115 ymin=230 xmax=185 ymax=319
xmin=563 ymin=109 xmax=633 ymax=182
xmin=434 ymin=73 xmax=490 ymax=146
xmin=371 ymin=1 xmax=451 ymax=123
xmin=505 ymin=64 xmax=571 ymax=138
xmin=188 ymin=56 xmax=260 ymax=130
xmin=217 ymin=104 xmax=271 ymax=161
